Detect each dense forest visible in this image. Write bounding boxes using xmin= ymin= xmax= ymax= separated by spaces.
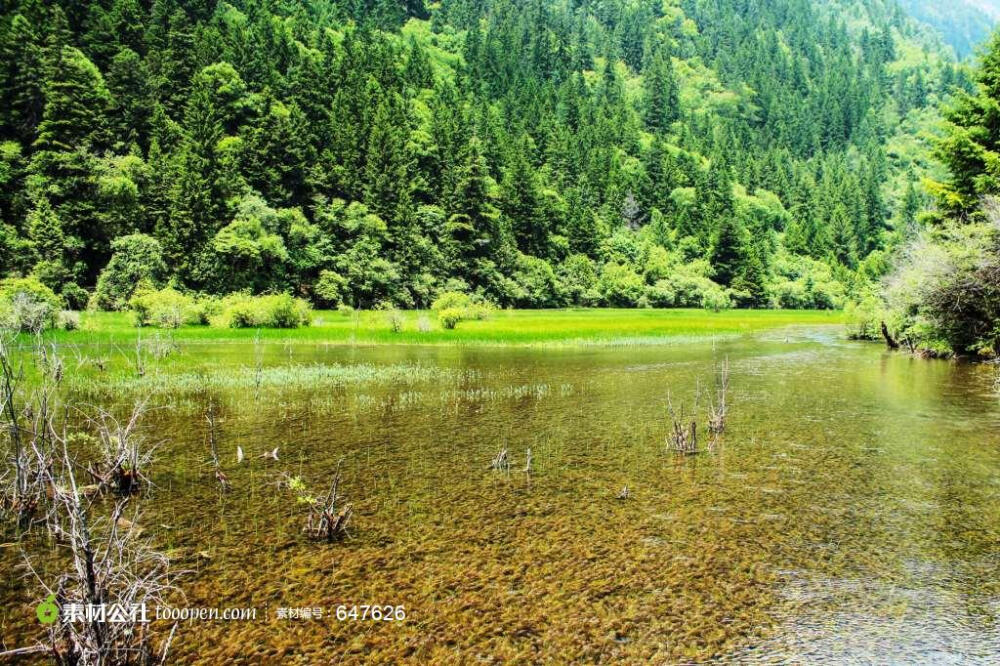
xmin=0 ymin=0 xmax=977 ymax=312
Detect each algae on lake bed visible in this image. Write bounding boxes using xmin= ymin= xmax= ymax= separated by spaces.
xmin=3 ymin=324 xmax=1000 ymax=663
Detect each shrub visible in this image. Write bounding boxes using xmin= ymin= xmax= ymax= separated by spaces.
xmin=844 ymin=293 xmax=883 ymax=341
xmin=61 ymin=283 xmax=90 ymax=311
xmin=0 ymin=277 xmax=64 ymax=332
xmin=93 ymin=234 xmax=167 ymax=310
xmin=598 ymin=262 xmax=644 ymax=307
xmin=643 ymin=280 xmax=677 ymax=308
xmin=438 ymin=308 xmax=464 ymax=330
xmin=130 ymin=287 xmax=201 ymax=328
xmin=211 ymin=293 xmax=312 ymax=329
xmin=57 ymin=310 xmax=81 ymax=331
xmin=314 ymin=270 xmax=347 ymax=308
xmin=883 ymin=222 xmax=1000 ymax=356
xmin=702 ymin=287 xmax=732 ymax=312
xmin=430 ymin=291 xmax=494 ymax=329
xmin=431 ymin=291 xmax=472 ymax=312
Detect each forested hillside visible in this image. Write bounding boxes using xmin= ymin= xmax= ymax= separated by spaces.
xmin=898 ymin=0 xmax=1000 ymax=59
xmin=0 ymin=0 xmax=973 ymax=311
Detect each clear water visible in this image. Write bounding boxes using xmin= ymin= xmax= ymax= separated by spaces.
xmin=3 ymin=326 xmax=999 ymax=663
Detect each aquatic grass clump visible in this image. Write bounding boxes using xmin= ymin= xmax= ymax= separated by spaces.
xmin=71 ymin=362 xmax=479 ymax=396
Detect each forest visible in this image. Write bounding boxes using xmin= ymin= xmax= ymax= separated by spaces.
xmin=0 ymin=0 xmax=975 ymax=317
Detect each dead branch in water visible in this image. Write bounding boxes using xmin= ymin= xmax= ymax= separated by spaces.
xmin=666 ymin=392 xmax=699 ymax=455
xmin=1 ymin=337 xmax=62 ymax=532
xmin=305 ymin=459 xmax=353 ymax=542
xmin=708 ymin=357 xmax=730 ymax=435
xmin=490 ymin=445 xmax=510 ymax=471
xmin=35 ymin=440 xmax=177 ymax=665
xmin=86 ymin=400 xmax=156 ymax=496
xmin=205 ymin=401 xmax=228 ymax=489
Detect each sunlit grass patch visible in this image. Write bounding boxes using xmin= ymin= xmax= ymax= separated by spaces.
xmin=47 ymin=308 xmax=845 ymax=348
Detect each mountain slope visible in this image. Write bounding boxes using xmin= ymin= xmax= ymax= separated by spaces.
xmin=0 ymin=0 xmax=971 ymax=312
xmin=898 ymin=0 xmax=1000 ymax=58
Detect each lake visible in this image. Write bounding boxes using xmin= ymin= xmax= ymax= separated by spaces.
xmin=3 ymin=324 xmax=999 ymax=663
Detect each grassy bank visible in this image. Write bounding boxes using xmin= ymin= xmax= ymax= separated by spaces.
xmin=44 ymin=308 xmax=844 ymax=347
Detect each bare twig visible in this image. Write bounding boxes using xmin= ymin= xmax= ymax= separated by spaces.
xmin=305 ymin=459 xmax=353 ymax=542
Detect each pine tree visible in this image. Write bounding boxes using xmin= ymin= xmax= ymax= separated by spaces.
xmin=363 ymin=93 xmax=414 ymax=226
xmin=500 ymin=135 xmax=549 ymax=258
xmin=1 ymin=13 xmax=46 ymax=142
xmin=709 ymin=215 xmax=747 ymax=287
xmin=643 ymin=52 xmax=680 ymax=133
xmin=34 ymin=47 xmax=112 ymax=152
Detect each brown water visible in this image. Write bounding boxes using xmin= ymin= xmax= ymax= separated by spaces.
xmin=3 ymin=326 xmax=1000 ymax=663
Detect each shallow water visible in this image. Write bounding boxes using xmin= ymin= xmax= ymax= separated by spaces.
xmin=3 ymin=326 xmax=1000 ymax=663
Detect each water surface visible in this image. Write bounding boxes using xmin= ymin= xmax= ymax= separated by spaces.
xmin=3 ymin=326 xmax=999 ymax=663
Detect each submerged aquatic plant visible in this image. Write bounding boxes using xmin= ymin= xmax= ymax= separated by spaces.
xmin=206 ymin=401 xmax=229 ymax=490
xmin=74 ymin=363 xmax=478 ymax=396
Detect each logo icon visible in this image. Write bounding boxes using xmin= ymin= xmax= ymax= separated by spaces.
xmin=36 ymin=594 xmax=59 ymax=624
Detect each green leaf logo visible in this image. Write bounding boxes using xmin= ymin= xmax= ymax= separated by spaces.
xmin=36 ymin=594 xmax=58 ymax=625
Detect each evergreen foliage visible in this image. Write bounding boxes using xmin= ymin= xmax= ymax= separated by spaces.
xmin=0 ymin=0 xmax=967 ymax=311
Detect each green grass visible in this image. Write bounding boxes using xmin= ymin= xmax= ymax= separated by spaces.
xmin=45 ymin=308 xmax=845 ymax=347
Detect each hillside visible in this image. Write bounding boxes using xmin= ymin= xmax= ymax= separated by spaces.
xmin=898 ymin=0 xmax=1000 ymax=58
xmin=0 ymin=0 xmax=973 ymax=312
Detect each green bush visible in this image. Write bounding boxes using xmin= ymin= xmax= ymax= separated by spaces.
xmin=701 ymin=287 xmax=732 ymax=312
xmin=93 ymin=234 xmax=167 ymax=311
xmin=430 ymin=291 xmax=494 ymax=329
xmin=643 ymin=280 xmax=677 ymax=308
xmin=0 ymin=277 xmax=64 ymax=332
xmin=438 ymin=307 xmax=464 ymax=330
xmin=598 ymin=262 xmax=644 ymax=307
xmin=130 ymin=287 xmax=202 ymax=328
xmin=211 ymin=293 xmax=312 ymax=329
xmin=431 ymin=291 xmax=472 ymax=312
xmin=844 ymin=292 xmax=884 ymax=341
xmin=61 ymin=283 xmax=90 ymax=311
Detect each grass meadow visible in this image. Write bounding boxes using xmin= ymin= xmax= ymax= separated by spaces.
xmin=47 ymin=308 xmax=845 ymax=347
